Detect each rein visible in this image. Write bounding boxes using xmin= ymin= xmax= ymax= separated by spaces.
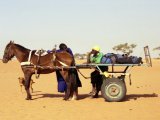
xmin=77 ymin=69 xmax=91 ymax=79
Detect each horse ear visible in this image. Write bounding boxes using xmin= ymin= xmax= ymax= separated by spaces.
xmin=9 ymin=40 xmax=14 ymax=44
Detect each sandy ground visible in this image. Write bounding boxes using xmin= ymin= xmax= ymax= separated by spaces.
xmin=0 ymin=59 xmax=160 ymax=120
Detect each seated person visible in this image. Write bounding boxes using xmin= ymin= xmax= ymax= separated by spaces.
xmin=87 ymin=45 xmax=108 ymax=98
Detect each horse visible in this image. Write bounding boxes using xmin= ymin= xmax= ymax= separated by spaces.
xmin=2 ymin=41 xmax=78 ymax=100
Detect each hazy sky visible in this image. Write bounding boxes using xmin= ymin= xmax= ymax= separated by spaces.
xmin=0 ymin=0 xmax=160 ymax=58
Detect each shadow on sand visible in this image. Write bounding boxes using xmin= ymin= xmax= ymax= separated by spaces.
xmin=124 ymin=93 xmax=158 ymax=101
xmin=31 ymin=92 xmax=158 ymax=101
xmin=32 ymin=93 xmax=64 ymax=100
xmin=31 ymin=93 xmax=102 ymax=100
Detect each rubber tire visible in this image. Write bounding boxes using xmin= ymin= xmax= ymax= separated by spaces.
xmin=101 ymin=77 xmax=126 ymax=102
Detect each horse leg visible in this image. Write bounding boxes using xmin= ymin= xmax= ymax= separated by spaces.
xmin=24 ymin=73 xmax=32 ymax=100
xmin=64 ymin=81 xmax=71 ymax=100
xmin=69 ymin=83 xmax=76 ymax=100
xmin=71 ymin=88 xmax=78 ymax=100
xmin=69 ymin=70 xmax=78 ymax=100
xmin=70 ymin=80 xmax=78 ymax=100
xmin=59 ymin=71 xmax=71 ymax=100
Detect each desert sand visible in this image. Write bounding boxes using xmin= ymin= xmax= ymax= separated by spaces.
xmin=0 ymin=59 xmax=160 ymax=120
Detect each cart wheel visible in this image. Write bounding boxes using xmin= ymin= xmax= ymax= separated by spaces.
xmin=101 ymin=77 xmax=126 ymax=102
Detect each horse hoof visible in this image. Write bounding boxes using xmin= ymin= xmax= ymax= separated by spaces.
xmin=25 ymin=97 xmax=32 ymax=100
xmin=92 ymin=94 xmax=99 ymax=98
xmin=64 ymin=99 xmax=70 ymax=101
xmin=63 ymin=97 xmax=70 ymax=101
xmin=70 ymin=96 xmax=78 ymax=100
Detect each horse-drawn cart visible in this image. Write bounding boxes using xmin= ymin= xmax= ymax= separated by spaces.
xmin=74 ymin=46 xmax=152 ymax=102
xmin=2 ymin=41 xmax=152 ymax=101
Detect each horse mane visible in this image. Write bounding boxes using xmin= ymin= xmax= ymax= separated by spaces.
xmin=14 ymin=43 xmax=30 ymax=51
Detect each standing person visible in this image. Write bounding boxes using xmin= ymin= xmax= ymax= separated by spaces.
xmin=56 ymin=43 xmax=82 ymax=93
xmin=87 ymin=45 xmax=108 ymax=98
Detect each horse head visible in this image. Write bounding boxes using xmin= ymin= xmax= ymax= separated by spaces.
xmin=2 ymin=41 xmax=15 ymax=63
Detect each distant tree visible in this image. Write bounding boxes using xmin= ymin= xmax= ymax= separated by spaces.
xmin=112 ymin=43 xmax=137 ymax=55
xmin=74 ymin=53 xmax=80 ymax=57
xmin=153 ymin=46 xmax=160 ymax=51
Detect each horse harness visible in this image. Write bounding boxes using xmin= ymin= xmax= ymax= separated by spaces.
xmin=20 ymin=49 xmax=69 ymax=79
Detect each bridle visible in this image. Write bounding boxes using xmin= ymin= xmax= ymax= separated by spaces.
xmin=3 ymin=43 xmax=14 ymax=62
